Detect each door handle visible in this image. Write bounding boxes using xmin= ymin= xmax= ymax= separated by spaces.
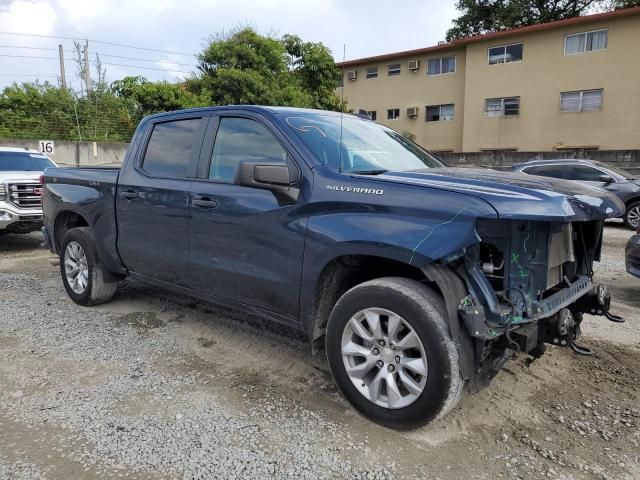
xmin=120 ymin=190 xmax=138 ymax=200
xmin=192 ymin=197 xmax=218 ymax=209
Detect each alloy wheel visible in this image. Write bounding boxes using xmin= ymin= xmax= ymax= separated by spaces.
xmin=341 ymin=307 xmax=428 ymax=409
xmin=627 ymin=206 xmax=640 ymax=229
xmin=64 ymin=241 xmax=89 ymax=294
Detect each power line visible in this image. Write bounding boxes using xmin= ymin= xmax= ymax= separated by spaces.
xmin=95 ymin=52 xmax=197 ymax=67
xmin=0 ymin=45 xmax=57 ymax=51
xmin=0 ymin=45 xmax=198 ymax=70
xmin=0 ymin=73 xmax=57 ymax=77
xmin=0 ymin=53 xmax=58 ymax=60
xmin=0 ymin=31 xmax=196 ymax=56
xmin=100 ymin=61 xmax=193 ymax=74
xmin=0 ymin=53 xmax=194 ymax=74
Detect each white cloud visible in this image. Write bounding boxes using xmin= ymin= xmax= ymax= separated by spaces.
xmin=0 ymin=0 xmax=458 ymax=88
xmin=0 ymin=0 xmax=58 ymax=34
xmin=53 ymin=0 xmax=110 ymax=25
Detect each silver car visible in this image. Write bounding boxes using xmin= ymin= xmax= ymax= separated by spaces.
xmin=512 ymin=159 xmax=640 ymax=229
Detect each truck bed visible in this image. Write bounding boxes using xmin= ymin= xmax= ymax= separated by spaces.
xmin=42 ymin=166 xmax=125 ymax=276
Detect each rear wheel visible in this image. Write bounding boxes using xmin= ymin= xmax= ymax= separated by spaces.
xmin=623 ymin=201 xmax=640 ymax=230
xmin=326 ymin=277 xmax=463 ymax=429
xmin=60 ymin=227 xmax=119 ymax=306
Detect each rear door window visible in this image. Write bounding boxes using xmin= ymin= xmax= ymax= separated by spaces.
xmin=563 ymin=165 xmax=606 ymax=181
xmin=209 ymin=117 xmax=288 ymax=182
xmin=142 ymin=118 xmax=204 ymax=178
xmin=524 ymin=165 xmax=568 ymax=179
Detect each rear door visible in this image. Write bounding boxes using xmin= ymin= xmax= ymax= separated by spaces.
xmin=116 ymin=113 xmax=208 ymax=285
xmin=188 ymin=113 xmax=308 ymax=319
xmin=561 ymin=164 xmax=618 ymax=193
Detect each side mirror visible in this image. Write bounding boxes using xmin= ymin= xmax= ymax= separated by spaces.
xmin=234 ymin=160 xmax=299 ymax=190
xmin=598 ymin=174 xmax=614 ymax=184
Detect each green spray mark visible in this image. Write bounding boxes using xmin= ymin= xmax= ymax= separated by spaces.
xmin=409 ymin=207 xmax=470 ymax=265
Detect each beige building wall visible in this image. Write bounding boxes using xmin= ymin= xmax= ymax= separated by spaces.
xmin=339 ymin=11 xmax=640 ymax=153
xmin=462 ymin=16 xmax=640 ymax=151
xmin=340 ymin=48 xmax=467 ymax=152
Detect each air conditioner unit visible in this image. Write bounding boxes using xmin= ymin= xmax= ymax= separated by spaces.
xmin=408 ymin=60 xmax=420 ymax=71
xmin=407 ymin=106 xmax=419 ymax=117
xmin=346 ymin=70 xmax=357 ymax=81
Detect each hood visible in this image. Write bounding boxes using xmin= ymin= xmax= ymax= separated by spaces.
xmin=0 ymin=171 xmax=43 ymax=182
xmin=376 ymin=167 xmax=624 ymax=222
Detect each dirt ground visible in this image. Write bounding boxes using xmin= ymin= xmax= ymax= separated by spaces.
xmin=0 ymin=225 xmax=639 ymax=480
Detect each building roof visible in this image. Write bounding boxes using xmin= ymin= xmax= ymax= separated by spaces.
xmin=336 ymin=6 xmax=640 ymax=67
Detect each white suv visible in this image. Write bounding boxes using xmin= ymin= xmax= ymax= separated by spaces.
xmin=0 ymin=147 xmax=56 ymax=235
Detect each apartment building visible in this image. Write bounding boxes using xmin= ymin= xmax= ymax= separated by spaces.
xmin=337 ymin=7 xmax=640 ymax=153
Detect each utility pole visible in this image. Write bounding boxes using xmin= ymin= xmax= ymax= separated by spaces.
xmin=83 ymin=41 xmax=92 ymax=94
xmin=58 ymin=44 xmax=67 ymax=89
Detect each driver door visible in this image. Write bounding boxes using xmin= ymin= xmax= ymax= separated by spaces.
xmin=188 ymin=113 xmax=307 ymax=319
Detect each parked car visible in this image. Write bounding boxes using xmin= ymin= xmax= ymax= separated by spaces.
xmin=512 ymin=159 xmax=640 ymax=229
xmin=42 ymin=107 xmax=624 ymax=429
xmin=0 ymin=147 xmax=56 ymax=235
xmin=625 ymin=222 xmax=640 ymax=278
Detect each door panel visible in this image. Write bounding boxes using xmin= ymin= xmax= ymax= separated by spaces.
xmin=189 ymin=183 xmax=306 ymax=317
xmin=188 ymin=114 xmax=307 ymax=319
xmin=117 ymin=176 xmax=193 ymax=285
xmin=116 ymin=115 xmax=208 ymax=285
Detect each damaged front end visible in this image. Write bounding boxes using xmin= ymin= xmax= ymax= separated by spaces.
xmin=427 ymin=218 xmax=623 ymax=392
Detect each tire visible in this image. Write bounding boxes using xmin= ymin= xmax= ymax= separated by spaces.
xmin=326 ymin=277 xmax=463 ymax=430
xmin=59 ymin=227 xmax=119 ymax=306
xmin=623 ymin=201 xmax=640 ymax=230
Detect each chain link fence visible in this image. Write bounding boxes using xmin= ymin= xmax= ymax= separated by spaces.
xmin=0 ymin=109 xmax=137 ymax=143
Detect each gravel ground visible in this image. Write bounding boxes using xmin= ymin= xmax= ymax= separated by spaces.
xmin=0 ymin=227 xmax=639 ymax=480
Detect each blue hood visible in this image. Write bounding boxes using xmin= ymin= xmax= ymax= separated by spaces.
xmin=376 ymin=167 xmax=625 ymax=222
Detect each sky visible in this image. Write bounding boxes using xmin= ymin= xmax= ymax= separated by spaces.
xmin=0 ymin=0 xmax=459 ymax=90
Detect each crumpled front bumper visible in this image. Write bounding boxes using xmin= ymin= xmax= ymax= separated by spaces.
xmin=0 ymin=200 xmax=43 ymax=233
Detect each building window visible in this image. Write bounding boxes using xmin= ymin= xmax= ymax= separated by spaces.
xmin=426 ymin=104 xmax=454 ymax=122
xmin=427 ymin=56 xmax=456 ymax=75
xmin=485 ymin=97 xmax=520 ymax=117
xmin=565 ymin=29 xmax=607 ymax=55
xmin=367 ymin=110 xmax=377 ymax=120
xmin=488 ymin=43 xmax=523 ymax=64
xmin=560 ymin=89 xmax=603 ymax=112
xmin=388 ymin=63 xmax=401 ymax=76
xmin=387 ymin=108 xmax=400 ymax=120
xmin=366 ymin=67 xmax=378 ymax=79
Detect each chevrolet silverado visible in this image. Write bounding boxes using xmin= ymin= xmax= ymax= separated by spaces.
xmin=42 ymin=106 xmax=624 ymax=429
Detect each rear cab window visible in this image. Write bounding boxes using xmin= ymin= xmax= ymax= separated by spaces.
xmin=141 ymin=118 xmax=206 ymax=178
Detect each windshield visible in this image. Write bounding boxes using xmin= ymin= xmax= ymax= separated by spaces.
xmin=596 ymin=162 xmax=636 ymax=179
xmin=0 ymin=151 xmax=55 ymax=171
xmin=283 ymin=114 xmax=445 ymax=173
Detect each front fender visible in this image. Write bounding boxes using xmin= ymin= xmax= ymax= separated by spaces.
xmin=298 ymin=195 xmax=497 ymax=336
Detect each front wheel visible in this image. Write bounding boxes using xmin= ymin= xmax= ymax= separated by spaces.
xmin=325 ymin=277 xmax=463 ymax=429
xmin=60 ymin=227 xmax=119 ymax=306
xmin=623 ymin=201 xmax=640 ymax=230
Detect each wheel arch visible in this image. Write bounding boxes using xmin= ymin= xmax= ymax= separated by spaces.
xmin=53 ymin=210 xmax=90 ymax=252
xmin=303 ymin=252 xmax=437 ymax=353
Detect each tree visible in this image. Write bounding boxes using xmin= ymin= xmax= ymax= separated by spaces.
xmin=610 ymin=0 xmax=640 ymax=7
xmin=112 ymin=76 xmax=209 ymax=123
xmin=192 ymin=27 xmax=343 ymax=110
xmin=446 ymin=0 xmax=606 ymax=41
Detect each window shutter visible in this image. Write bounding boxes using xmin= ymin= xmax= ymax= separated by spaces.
xmin=581 ymin=90 xmax=603 ymax=111
xmin=561 ymin=92 xmax=581 ymax=112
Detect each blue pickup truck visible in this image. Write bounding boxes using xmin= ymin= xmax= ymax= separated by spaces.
xmin=42 ymin=106 xmax=624 ymax=429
